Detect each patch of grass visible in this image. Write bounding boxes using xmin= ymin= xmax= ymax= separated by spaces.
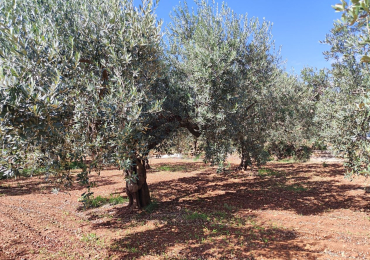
xmin=126 ymin=246 xmax=138 ymax=253
xmin=156 ymin=164 xmax=187 ymax=172
xmin=258 ymin=168 xmax=274 ymax=175
xmin=19 ymin=167 xmax=46 ymax=177
xmin=223 ymin=203 xmax=235 ymax=212
xmin=213 ymin=211 xmax=228 ymax=219
xmin=108 ymin=195 xmax=126 ymax=205
xmin=144 ymin=198 xmax=159 ymax=213
xmin=184 ymin=211 xmax=209 ymax=221
xmin=278 ymin=183 xmax=308 ymax=192
xmin=233 ymin=216 xmax=246 ymax=227
xmin=81 ymin=194 xmax=128 ymax=209
xmin=258 ymin=168 xmax=285 ymax=177
xmin=81 ymin=232 xmax=105 ymax=247
xmin=277 ymin=158 xmax=296 ymax=163
xmin=193 ymin=153 xmax=202 ymax=161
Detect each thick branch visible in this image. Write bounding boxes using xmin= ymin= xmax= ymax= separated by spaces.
xmin=147 ymin=113 xmax=201 ymax=150
xmin=179 ymin=119 xmax=201 ymax=138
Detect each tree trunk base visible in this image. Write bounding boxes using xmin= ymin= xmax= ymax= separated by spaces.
xmin=125 ymin=158 xmax=151 ymax=210
xmin=138 ymin=182 xmax=151 ymax=207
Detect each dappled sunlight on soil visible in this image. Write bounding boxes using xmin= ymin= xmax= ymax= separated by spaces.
xmin=0 ymin=157 xmax=369 ymax=259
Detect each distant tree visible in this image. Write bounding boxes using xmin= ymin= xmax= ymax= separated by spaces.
xmin=265 ymin=70 xmax=316 ymax=162
xmin=166 ymin=0 xmax=310 ymax=170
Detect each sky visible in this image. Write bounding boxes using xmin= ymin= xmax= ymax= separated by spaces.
xmin=152 ymin=0 xmax=343 ymax=74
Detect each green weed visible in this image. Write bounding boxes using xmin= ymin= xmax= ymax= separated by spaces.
xmin=144 ymin=198 xmax=159 ymax=213
xmin=19 ymin=167 xmax=46 ymax=177
xmin=157 ymin=165 xmax=187 ymax=172
xmin=66 ymin=161 xmax=86 ymax=170
xmin=184 ymin=211 xmax=209 ymax=221
xmin=277 ymin=158 xmax=296 ymax=163
xmin=213 ymin=211 xmax=227 ymax=219
xmin=223 ymin=203 xmax=235 ymax=211
xmin=80 ymin=194 xmax=128 ymax=209
xmin=193 ymin=153 xmax=202 ymax=161
xmin=81 ymin=233 xmax=101 ymax=246
xmin=279 ymin=183 xmax=307 ymax=192
xmin=258 ymin=168 xmax=285 ymax=177
xmin=126 ymin=246 xmax=138 ymax=253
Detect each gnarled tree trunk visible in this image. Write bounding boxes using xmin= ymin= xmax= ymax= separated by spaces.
xmin=125 ymin=158 xmax=151 ymax=209
xmin=238 ymin=146 xmax=252 ymax=171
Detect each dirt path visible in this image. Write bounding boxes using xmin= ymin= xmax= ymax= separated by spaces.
xmin=0 ymin=158 xmax=369 ymax=259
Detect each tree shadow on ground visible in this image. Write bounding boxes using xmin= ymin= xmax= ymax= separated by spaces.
xmin=88 ymin=203 xmax=314 ymax=259
xmin=108 ymin=215 xmax=308 ymax=259
xmin=82 ymin=162 xmax=362 ymax=259
xmin=147 ymin=163 xmax=369 ymax=216
xmin=0 ymin=173 xmax=120 ymax=197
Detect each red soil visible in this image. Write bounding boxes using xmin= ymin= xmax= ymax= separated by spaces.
xmin=0 ymin=157 xmax=369 ymax=259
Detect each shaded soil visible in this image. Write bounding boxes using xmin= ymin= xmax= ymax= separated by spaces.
xmin=0 ymin=157 xmax=370 ymax=259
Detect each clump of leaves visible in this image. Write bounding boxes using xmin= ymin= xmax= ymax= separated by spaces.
xmin=267 ymin=142 xmax=312 ymax=162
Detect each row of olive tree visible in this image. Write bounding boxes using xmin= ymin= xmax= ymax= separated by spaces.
xmin=0 ymin=0 xmax=312 ymax=207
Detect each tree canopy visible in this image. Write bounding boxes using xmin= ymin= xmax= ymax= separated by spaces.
xmin=0 ymin=0 xmax=332 ymax=207
xmin=300 ymin=0 xmax=370 ymax=177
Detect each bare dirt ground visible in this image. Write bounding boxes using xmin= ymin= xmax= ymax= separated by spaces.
xmin=0 ymin=157 xmax=370 ymax=260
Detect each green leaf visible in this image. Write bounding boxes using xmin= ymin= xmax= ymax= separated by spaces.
xmin=349 ymin=7 xmax=360 ymax=25
xmin=10 ymin=68 xmax=18 ymax=77
xmin=333 ymin=4 xmax=345 ymax=11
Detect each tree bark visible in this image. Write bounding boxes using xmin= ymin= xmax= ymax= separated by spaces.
xmin=136 ymin=158 xmax=151 ymax=207
xmin=238 ymin=146 xmax=251 ymax=171
xmin=239 ymin=155 xmax=248 ymax=171
xmin=125 ymin=158 xmax=151 ymax=209
xmin=138 ymin=182 xmax=151 ymax=207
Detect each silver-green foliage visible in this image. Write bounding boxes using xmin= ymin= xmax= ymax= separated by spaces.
xmin=264 ymin=70 xmax=316 ymax=162
xmin=303 ymin=0 xmax=370 ymax=176
xmin=167 ymin=0 xmax=291 ymax=168
xmin=0 ymin=0 xmax=311 ymax=181
xmin=311 ymin=19 xmax=370 ymax=176
xmin=0 ymin=0 xmax=163 ymax=179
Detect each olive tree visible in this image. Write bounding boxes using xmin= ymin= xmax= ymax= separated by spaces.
xmin=317 ymin=23 xmax=370 ymax=176
xmin=304 ymin=0 xmax=370 ymax=176
xmin=166 ymin=0 xmax=304 ymax=170
xmin=0 ymin=0 xmax=165 ymax=207
xmin=263 ymin=70 xmax=317 ymax=162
